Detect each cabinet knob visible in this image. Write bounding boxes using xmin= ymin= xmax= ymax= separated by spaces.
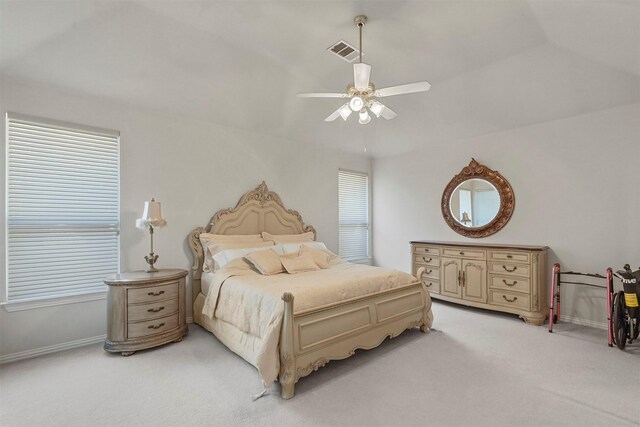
xmin=459 ymin=252 xmax=465 ymax=255
xmin=506 ymin=255 xmax=513 ymax=259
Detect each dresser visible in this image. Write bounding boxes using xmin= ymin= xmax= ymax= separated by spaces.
xmin=104 ymin=269 xmax=188 ymax=356
xmin=411 ymin=241 xmax=548 ymax=325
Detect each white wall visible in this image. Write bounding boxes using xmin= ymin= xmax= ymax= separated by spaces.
xmin=372 ymin=103 xmax=640 ymax=326
xmin=0 ymin=76 xmax=371 ymax=358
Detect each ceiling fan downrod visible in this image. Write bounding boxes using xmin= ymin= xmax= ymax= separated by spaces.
xmin=354 ymin=15 xmax=367 ymax=64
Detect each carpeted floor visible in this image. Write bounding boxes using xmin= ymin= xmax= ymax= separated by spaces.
xmin=1 ymin=301 xmax=638 ymax=427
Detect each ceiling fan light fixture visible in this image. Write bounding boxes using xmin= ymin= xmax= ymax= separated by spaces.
xmin=349 ymin=96 xmax=365 ymax=111
xmin=338 ymin=103 xmax=353 ymax=120
xmin=369 ymin=100 xmax=385 ymax=117
xmin=358 ymin=109 xmax=371 ymax=125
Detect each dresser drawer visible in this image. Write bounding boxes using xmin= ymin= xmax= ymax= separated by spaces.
xmin=413 ymin=246 xmax=440 ymax=256
xmin=128 ymin=298 xmax=179 ymax=322
xmin=490 ymin=251 xmax=530 ymax=264
xmin=422 ymin=278 xmax=440 ymax=295
xmin=127 ymin=282 xmax=179 ymax=304
xmin=489 ymin=290 xmax=530 ymax=311
xmin=128 ymin=314 xmax=179 ymax=339
xmin=443 ymin=248 xmax=486 ymax=259
xmin=490 ymin=262 xmax=530 ymax=277
xmin=490 ymin=275 xmax=531 ymax=294
xmin=413 ymin=254 xmax=440 ymax=267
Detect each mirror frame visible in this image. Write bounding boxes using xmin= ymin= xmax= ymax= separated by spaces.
xmin=441 ymin=158 xmax=515 ymax=238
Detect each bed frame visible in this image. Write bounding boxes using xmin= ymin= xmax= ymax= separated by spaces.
xmin=188 ymin=181 xmax=432 ymax=399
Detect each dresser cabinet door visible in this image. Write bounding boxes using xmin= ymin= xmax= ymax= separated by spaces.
xmin=462 ymin=259 xmax=487 ymax=303
xmin=441 ymin=257 xmax=462 ymax=298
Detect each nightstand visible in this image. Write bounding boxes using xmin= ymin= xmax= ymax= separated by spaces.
xmin=104 ymin=269 xmax=188 ymax=356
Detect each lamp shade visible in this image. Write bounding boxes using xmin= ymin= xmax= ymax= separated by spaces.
xmin=136 ymin=198 xmax=167 ymax=229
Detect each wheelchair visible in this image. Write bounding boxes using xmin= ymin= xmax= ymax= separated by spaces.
xmin=610 ymin=264 xmax=640 ymax=350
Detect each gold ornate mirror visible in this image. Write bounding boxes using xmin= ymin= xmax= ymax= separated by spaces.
xmin=441 ymin=159 xmax=514 ymax=238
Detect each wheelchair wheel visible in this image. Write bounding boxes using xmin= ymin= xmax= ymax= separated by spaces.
xmin=611 ymin=291 xmax=628 ymax=350
xmin=633 ymin=319 xmax=640 ymax=341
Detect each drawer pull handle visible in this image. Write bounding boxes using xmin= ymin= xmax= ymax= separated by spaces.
xmin=147 ymin=306 xmax=165 ymax=313
xmin=502 ymin=280 xmax=518 ymax=287
xmin=425 ymin=282 xmax=432 ymax=287
xmin=459 ymin=252 xmax=465 ymax=255
xmin=426 ymin=269 xmax=433 ymax=274
xmin=502 ymin=295 xmax=518 ymax=303
xmin=148 ymin=323 xmax=165 ymax=330
xmin=148 ymin=291 xmax=165 ymax=296
xmin=506 ymin=255 xmax=513 ymax=259
xmin=502 ymin=265 xmax=518 ymax=273
xmin=422 ymin=257 xmax=432 ymax=263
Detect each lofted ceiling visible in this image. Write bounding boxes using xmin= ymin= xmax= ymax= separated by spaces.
xmin=1 ymin=0 xmax=638 ymax=157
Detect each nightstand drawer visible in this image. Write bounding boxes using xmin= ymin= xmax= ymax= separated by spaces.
xmin=128 ymin=314 xmax=179 ymax=339
xmin=413 ymin=254 xmax=440 ymax=267
xmin=127 ymin=282 xmax=178 ymax=304
xmin=128 ymin=298 xmax=179 ymax=322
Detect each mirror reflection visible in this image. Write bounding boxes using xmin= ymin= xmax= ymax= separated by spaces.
xmin=449 ymin=179 xmax=500 ymax=228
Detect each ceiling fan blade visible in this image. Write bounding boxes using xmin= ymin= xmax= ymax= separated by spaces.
xmin=374 ymin=81 xmax=431 ymax=98
xmin=324 ymin=108 xmax=342 ymax=122
xmin=380 ymin=105 xmax=398 ymax=120
xmin=353 ymin=63 xmax=372 ymax=91
xmin=297 ymin=92 xmax=348 ymax=98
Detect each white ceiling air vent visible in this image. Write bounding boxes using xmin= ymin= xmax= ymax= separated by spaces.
xmin=327 ymin=40 xmax=363 ymax=63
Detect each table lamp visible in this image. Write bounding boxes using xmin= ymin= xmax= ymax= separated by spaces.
xmin=135 ymin=198 xmax=167 ymax=273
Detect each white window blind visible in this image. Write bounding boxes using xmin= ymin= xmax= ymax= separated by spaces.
xmin=6 ymin=113 xmax=120 ymax=302
xmin=338 ymin=169 xmax=370 ymax=261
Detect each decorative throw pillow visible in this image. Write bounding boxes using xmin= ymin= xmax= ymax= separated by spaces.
xmin=300 ymin=245 xmax=331 ymax=269
xmin=262 ymin=231 xmax=315 ymax=244
xmin=280 ymin=253 xmax=320 ymax=274
xmin=244 ymin=249 xmax=285 ymax=275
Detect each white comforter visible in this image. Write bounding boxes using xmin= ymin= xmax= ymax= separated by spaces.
xmin=201 ymin=258 xmax=419 ymax=386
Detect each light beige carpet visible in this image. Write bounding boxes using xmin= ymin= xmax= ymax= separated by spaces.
xmin=1 ymin=301 xmax=638 ymax=427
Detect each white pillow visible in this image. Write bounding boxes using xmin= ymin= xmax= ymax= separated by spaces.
xmin=199 ymin=233 xmax=265 ymax=272
xmin=214 ymin=245 xmax=284 ymax=270
xmin=204 ymin=241 xmax=274 ymax=272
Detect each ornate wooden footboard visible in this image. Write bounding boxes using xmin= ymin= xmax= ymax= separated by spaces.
xmin=279 ymin=267 xmax=431 ymax=399
xmin=188 ymin=182 xmax=433 ymax=399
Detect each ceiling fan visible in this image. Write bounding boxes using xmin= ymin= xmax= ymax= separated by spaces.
xmin=297 ymin=15 xmax=431 ymax=124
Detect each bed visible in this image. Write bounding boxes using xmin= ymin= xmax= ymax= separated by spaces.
xmin=188 ymin=181 xmax=433 ymax=399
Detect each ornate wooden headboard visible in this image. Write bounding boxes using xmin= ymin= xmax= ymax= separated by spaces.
xmin=188 ymin=181 xmax=316 ymax=302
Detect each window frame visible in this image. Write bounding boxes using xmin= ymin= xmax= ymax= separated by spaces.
xmin=338 ymin=168 xmax=372 ymax=264
xmin=3 ymin=112 xmax=120 ymax=311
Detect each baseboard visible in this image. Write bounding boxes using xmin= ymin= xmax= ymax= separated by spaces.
xmin=0 ymin=334 xmax=106 ymax=365
xmin=558 ymin=314 xmax=607 ymax=330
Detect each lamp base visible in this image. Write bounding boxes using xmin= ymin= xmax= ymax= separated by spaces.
xmin=144 ymin=252 xmax=159 ymax=274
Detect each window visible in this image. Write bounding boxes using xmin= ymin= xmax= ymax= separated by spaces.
xmin=6 ymin=113 xmax=120 ymax=303
xmin=338 ymin=169 xmax=370 ymax=261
